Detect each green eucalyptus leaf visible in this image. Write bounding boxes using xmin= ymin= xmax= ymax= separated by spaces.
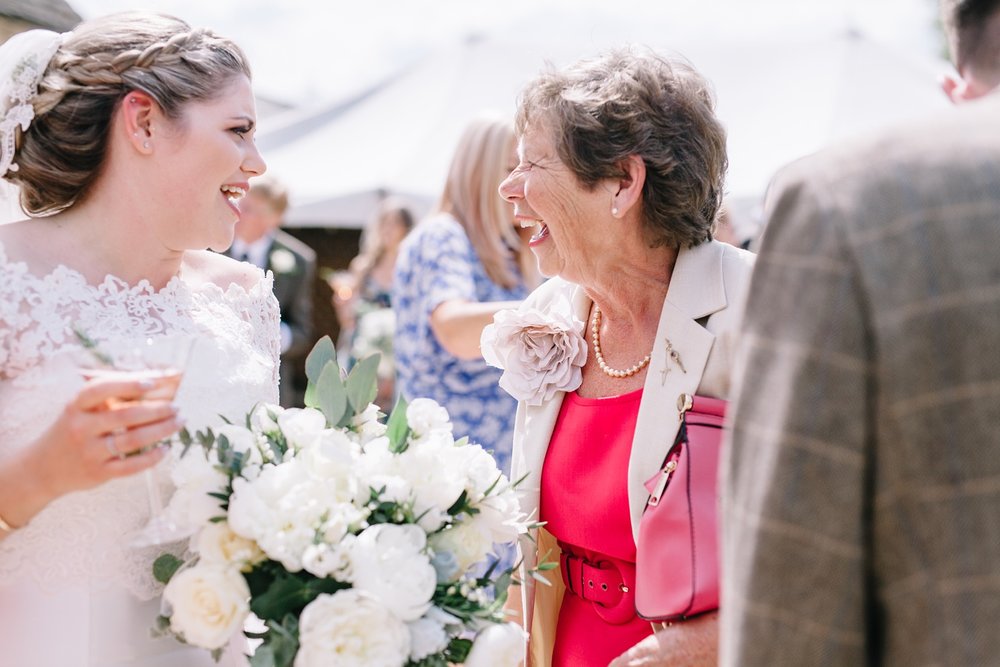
xmin=248 ymin=615 xmax=300 ymax=667
xmin=152 ymin=553 xmax=183 ymax=584
xmin=345 ymin=353 xmax=380 ymax=413
xmin=305 ymin=336 xmax=337 ymax=385
xmin=385 ymin=395 xmax=410 ymax=453
xmin=316 ymin=363 xmax=348 ymax=427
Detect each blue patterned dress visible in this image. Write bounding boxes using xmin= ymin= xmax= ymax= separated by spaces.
xmin=393 ymin=214 xmax=528 ymax=476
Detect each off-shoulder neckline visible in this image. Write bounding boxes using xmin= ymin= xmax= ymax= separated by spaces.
xmin=0 ymin=239 xmax=273 ymax=302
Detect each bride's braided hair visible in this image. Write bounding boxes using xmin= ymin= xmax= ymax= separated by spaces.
xmin=9 ymin=12 xmax=250 ymax=215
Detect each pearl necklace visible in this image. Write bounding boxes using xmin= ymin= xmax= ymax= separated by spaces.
xmin=591 ymin=305 xmax=652 ymax=379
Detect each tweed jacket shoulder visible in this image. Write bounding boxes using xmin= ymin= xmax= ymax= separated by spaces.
xmin=722 ymin=92 xmax=1000 ymax=667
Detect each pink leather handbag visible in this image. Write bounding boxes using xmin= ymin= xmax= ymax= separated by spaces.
xmin=635 ymin=393 xmax=725 ymax=622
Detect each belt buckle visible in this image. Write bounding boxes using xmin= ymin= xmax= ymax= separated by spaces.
xmin=561 ymin=551 xmax=636 ymax=625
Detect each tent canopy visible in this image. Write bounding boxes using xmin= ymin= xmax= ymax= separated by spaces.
xmin=258 ymin=14 xmax=949 ymax=229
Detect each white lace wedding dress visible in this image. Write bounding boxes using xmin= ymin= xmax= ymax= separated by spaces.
xmin=0 ymin=243 xmax=280 ymax=666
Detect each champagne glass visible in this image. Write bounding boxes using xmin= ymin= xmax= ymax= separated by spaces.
xmin=75 ymin=333 xmax=195 ymax=547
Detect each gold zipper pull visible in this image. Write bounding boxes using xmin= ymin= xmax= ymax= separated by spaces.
xmin=647 ymin=460 xmax=678 ymax=506
xmin=677 ymin=393 xmax=693 ymax=415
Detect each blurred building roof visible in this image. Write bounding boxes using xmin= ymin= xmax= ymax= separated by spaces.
xmin=0 ymin=0 xmax=81 ymax=32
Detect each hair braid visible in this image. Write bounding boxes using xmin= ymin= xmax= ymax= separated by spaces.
xmin=7 ymin=13 xmax=250 ymax=214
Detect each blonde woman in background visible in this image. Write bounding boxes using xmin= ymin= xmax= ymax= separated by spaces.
xmin=393 ymin=117 xmax=541 ymax=477
xmin=332 ymin=198 xmax=415 ymax=410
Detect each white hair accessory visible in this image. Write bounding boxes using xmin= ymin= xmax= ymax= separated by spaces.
xmin=0 ymin=30 xmax=63 ymax=178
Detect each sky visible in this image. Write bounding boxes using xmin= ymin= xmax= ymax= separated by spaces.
xmin=70 ymin=0 xmax=945 ymax=107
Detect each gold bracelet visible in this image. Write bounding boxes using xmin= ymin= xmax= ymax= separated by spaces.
xmin=0 ymin=511 xmax=18 ymax=533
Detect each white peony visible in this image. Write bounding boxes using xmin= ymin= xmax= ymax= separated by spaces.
xmin=163 ymin=565 xmax=250 ymax=650
xmin=193 ymin=521 xmax=265 ymax=571
xmin=405 ymin=398 xmax=452 ymax=438
xmin=395 ymin=433 xmax=466 ymax=532
xmin=295 ymin=590 xmax=410 ymax=667
xmin=228 ymin=459 xmax=353 ymax=572
xmin=349 ymin=524 xmax=437 ymax=621
xmin=481 ymin=295 xmax=587 ymax=406
xmin=163 ymin=446 xmax=229 ymax=536
xmin=430 ymin=522 xmax=495 ymax=574
xmin=464 ymin=622 xmax=527 ymax=667
xmin=407 ymin=615 xmax=449 ymax=661
xmin=301 ymin=537 xmax=355 ymax=579
xmin=474 ymin=487 xmax=524 ymax=545
xmin=276 ymin=407 xmax=327 ymax=450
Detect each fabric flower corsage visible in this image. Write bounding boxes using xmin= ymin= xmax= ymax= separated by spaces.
xmin=481 ymin=294 xmax=587 ymax=406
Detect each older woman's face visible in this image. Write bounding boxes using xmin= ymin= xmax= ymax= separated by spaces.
xmin=498 ymin=121 xmax=610 ymax=281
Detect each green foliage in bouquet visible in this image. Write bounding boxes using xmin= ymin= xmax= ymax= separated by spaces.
xmin=151 ymin=336 xmax=537 ymax=667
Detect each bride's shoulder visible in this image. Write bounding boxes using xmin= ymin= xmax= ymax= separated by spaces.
xmin=0 ymin=220 xmax=38 ymax=263
xmin=183 ymin=250 xmax=270 ymax=295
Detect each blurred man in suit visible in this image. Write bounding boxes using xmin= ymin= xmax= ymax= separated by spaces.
xmin=230 ymin=176 xmax=316 ymax=406
xmin=721 ymin=1 xmax=1000 ymax=665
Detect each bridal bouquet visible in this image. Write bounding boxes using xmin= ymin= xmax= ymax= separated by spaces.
xmin=151 ymin=337 xmax=537 ymax=667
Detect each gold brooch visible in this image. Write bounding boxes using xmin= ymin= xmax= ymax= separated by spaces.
xmin=660 ymin=337 xmax=687 ymax=385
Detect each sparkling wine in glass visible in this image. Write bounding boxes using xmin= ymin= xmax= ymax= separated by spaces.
xmin=75 ymin=332 xmax=195 ymax=546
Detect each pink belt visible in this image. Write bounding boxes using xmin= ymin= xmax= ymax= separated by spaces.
xmin=559 ymin=548 xmax=637 ymax=625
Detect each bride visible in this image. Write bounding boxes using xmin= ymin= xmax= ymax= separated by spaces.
xmin=0 ymin=13 xmax=276 ymax=666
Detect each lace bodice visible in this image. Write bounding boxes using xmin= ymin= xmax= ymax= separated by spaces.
xmin=0 ymin=243 xmax=280 ymax=599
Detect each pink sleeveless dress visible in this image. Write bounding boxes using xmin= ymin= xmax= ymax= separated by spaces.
xmin=540 ymin=389 xmax=653 ymax=666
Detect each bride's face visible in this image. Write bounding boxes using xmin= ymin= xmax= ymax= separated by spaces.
xmin=152 ymin=75 xmax=266 ymax=252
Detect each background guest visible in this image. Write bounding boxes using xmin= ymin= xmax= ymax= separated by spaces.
xmin=230 ymin=175 xmax=316 ymax=406
xmin=393 ymin=116 xmax=540 ymax=477
xmin=331 ymin=198 xmax=415 ymax=411
xmin=491 ymin=48 xmax=754 ymax=666
xmin=722 ymin=1 xmax=1000 ymax=664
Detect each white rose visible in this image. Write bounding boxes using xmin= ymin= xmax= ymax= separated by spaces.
xmin=349 ymin=524 xmax=436 ymax=621
xmin=481 ymin=295 xmax=587 ymax=406
xmin=430 ymin=522 xmax=494 ymax=574
xmin=295 ymin=590 xmax=409 ymax=667
xmin=277 ymin=408 xmax=327 ymax=449
xmin=407 ymin=615 xmax=449 ymax=661
xmin=405 ymin=398 xmax=452 ymax=438
xmin=464 ymin=622 xmax=527 ymax=667
xmin=163 ymin=565 xmax=250 ymax=650
xmin=193 ymin=521 xmax=265 ymax=571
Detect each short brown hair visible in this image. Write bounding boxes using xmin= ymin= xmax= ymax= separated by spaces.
xmin=942 ymin=0 xmax=1000 ymax=84
xmin=249 ymin=176 xmax=290 ymax=215
xmin=515 ymin=48 xmax=727 ymax=249
xmin=8 ymin=11 xmax=251 ymax=215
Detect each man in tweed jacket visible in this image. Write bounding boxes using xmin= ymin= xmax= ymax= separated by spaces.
xmin=721 ymin=2 xmax=1000 ymax=664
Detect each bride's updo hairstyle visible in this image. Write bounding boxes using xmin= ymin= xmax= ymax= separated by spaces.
xmin=7 ymin=12 xmax=251 ymax=215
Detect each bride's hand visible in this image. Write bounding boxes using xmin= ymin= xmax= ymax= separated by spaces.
xmin=28 ymin=375 xmax=183 ymax=496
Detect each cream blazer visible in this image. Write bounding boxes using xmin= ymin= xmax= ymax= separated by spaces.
xmin=508 ymin=240 xmax=755 ymax=666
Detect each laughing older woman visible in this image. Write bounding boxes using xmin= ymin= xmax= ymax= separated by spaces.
xmin=485 ymin=49 xmax=754 ymax=666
